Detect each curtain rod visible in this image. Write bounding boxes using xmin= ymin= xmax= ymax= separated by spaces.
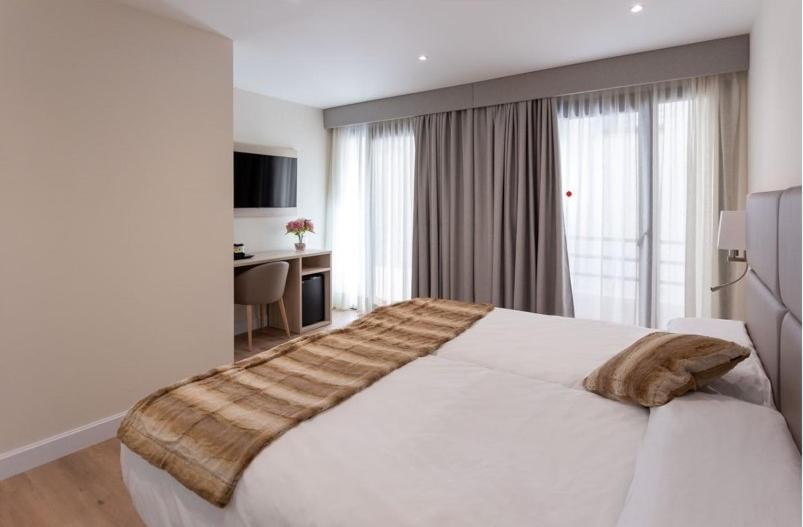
xmin=323 ymin=35 xmax=749 ymax=129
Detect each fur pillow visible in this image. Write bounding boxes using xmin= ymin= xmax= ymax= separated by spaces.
xmin=583 ymin=332 xmax=751 ymax=407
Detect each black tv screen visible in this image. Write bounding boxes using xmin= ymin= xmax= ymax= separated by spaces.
xmin=234 ymin=151 xmax=297 ymax=208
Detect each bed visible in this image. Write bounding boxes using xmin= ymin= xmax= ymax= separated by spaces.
xmin=121 ymin=187 xmax=801 ymax=527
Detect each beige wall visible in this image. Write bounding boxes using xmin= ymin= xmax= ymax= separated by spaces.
xmin=0 ymin=0 xmax=233 ymax=452
xmin=233 ymin=89 xmax=330 ymax=334
xmin=748 ymin=0 xmax=802 ymax=193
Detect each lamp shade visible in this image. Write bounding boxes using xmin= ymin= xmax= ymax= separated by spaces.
xmin=717 ymin=210 xmax=746 ymax=250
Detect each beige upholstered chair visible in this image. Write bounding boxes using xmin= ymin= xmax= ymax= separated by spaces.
xmin=234 ymin=261 xmax=290 ymax=351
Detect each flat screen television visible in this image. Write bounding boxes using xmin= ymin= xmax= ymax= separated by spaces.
xmin=234 ymin=151 xmax=297 ymax=208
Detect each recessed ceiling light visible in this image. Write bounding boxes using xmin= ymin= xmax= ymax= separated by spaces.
xmin=630 ymin=3 xmax=643 ymax=13
xmin=418 ymin=55 xmax=428 ymax=62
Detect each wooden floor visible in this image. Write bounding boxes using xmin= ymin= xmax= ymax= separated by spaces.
xmin=0 ymin=439 xmax=144 ymax=527
xmin=1 ymin=309 xmax=360 ymax=527
xmin=234 ymin=308 xmax=360 ymax=361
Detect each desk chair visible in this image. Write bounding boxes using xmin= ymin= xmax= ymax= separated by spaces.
xmin=234 ymin=261 xmax=290 ymax=351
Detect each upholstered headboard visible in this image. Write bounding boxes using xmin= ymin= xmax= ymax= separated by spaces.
xmin=746 ymin=186 xmax=801 ymax=448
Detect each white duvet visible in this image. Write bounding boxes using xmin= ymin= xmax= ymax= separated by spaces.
xmin=121 ymin=309 xmax=800 ymax=527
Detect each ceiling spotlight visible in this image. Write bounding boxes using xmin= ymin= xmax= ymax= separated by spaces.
xmin=630 ymin=3 xmax=643 ymax=13
xmin=418 ymin=55 xmax=428 ymax=62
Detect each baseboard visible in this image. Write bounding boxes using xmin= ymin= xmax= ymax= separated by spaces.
xmin=0 ymin=411 xmax=126 ymax=481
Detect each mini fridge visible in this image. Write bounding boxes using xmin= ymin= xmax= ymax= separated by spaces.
xmin=301 ymin=273 xmax=325 ymax=327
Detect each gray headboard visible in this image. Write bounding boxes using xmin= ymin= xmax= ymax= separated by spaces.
xmin=746 ymin=186 xmax=801 ymax=448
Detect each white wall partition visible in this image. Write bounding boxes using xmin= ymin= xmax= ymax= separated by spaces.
xmin=748 ymin=0 xmax=802 ymax=193
xmin=233 ymin=89 xmax=330 ymax=252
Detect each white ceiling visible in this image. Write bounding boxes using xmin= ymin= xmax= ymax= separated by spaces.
xmin=118 ymin=0 xmax=761 ymax=109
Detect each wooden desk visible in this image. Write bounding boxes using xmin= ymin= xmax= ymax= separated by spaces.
xmin=234 ymin=249 xmax=331 ymax=334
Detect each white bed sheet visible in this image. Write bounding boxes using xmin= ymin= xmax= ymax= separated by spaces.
xmin=617 ymin=392 xmax=801 ymax=527
xmin=122 ymin=309 xmax=649 ymax=526
xmin=121 ymin=309 xmax=798 ymax=527
xmin=435 ymin=309 xmax=649 ymax=388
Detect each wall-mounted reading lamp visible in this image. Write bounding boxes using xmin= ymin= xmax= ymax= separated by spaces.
xmin=711 ymin=210 xmax=748 ymax=292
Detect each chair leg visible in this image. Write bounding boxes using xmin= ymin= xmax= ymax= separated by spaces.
xmin=257 ymin=304 xmax=263 ymax=329
xmin=246 ymin=305 xmax=253 ymax=352
xmin=262 ymin=305 xmax=268 ymax=331
xmin=277 ymin=298 xmax=290 ymax=337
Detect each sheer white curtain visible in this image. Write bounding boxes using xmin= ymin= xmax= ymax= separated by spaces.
xmin=329 ymin=119 xmax=415 ymax=311
xmin=656 ymin=74 xmax=748 ymax=323
xmin=557 ymin=89 xmax=645 ymax=325
xmin=557 ymin=73 xmax=746 ymax=328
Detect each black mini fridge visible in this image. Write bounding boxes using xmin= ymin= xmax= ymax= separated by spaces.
xmin=301 ymin=273 xmax=325 ymax=327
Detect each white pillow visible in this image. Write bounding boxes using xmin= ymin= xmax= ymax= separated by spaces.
xmin=666 ymin=318 xmax=775 ymax=408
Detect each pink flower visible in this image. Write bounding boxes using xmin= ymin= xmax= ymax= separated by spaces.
xmin=285 ymin=218 xmax=314 ymax=237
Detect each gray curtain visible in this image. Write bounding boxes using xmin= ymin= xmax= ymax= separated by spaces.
xmin=713 ymin=72 xmax=748 ymax=320
xmin=412 ymin=99 xmax=574 ymax=316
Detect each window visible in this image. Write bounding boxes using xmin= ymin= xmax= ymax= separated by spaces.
xmin=557 ymin=80 xmax=718 ymax=328
xmin=558 ymin=98 xmax=642 ymax=325
xmin=329 ymin=119 xmax=415 ymax=311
